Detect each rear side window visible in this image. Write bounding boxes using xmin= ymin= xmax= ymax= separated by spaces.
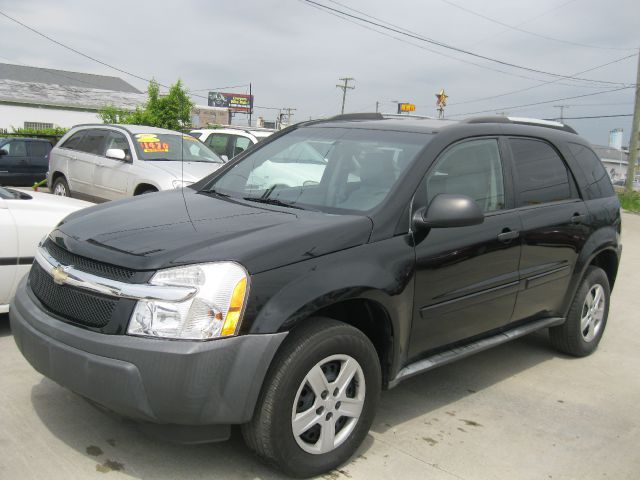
xmin=61 ymin=131 xmax=85 ymax=150
xmin=510 ymin=138 xmax=573 ymax=206
xmin=77 ymin=130 xmax=107 ymax=155
xmin=568 ymin=143 xmax=615 ymax=199
xmin=29 ymin=141 xmax=51 ymax=157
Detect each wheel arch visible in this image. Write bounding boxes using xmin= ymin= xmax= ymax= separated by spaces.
xmin=133 ymin=183 xmax=158 ymax=195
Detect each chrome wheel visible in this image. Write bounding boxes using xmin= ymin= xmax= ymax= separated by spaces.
xmin=291 ymin=354 xmax=366 ymax=455
xmin=53 ymin=182 xmax=67 ymax=196
xmin=581 ymin=284 xmax=606 ymax=342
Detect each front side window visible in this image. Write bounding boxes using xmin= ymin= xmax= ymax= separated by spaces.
xmin=568 ymin=143 xmax=614 ymax=199
xmin=208 ymin=127 xmax=432 ymax=213
xmin=510 ymin=138 xmax=573 ymax=206
xmin=426 ymin=138 xmax=505 ymax=213
xmin=132 ymin=133 xmax=222 ymax=163
xmin=1 ymin=140 xmax=28 ymax=157
xmin=104 ymin=131 xmax=132 ymax=160
xmin=77 ymin=129 xmax=107 ymax=155
xmin=233 ymin=136 xmax=252 ymax=157
xmin=206 ymin=133 xmax=230 ymax=157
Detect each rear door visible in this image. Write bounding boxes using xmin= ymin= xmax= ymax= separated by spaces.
xmin=26 ymin=140 xmax=51 ymax=183
xmin=410 ymin=137 xmax=522 ymax=357
xmin=507 ymin=137 xmax=589 ymax=321
xmin=0 ymin=140 xmax=30 ymax=186
xmin=68 ymin=129 xmax=106 ymax=197
xmin=93 ymin=130 xmax=134 ymax=200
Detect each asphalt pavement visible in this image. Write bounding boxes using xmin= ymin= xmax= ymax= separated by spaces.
xmin=1 ymin=213 xmax=639 ymax=480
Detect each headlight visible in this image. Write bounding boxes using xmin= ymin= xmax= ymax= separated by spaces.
xmin=128 ymin=262 xmax=248 ymax=340
xmin=172 ymin=179 xmax=193 ymax=189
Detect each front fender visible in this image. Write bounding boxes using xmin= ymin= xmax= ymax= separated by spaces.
xmin=242 ymin=236 xmax=416 ymax=377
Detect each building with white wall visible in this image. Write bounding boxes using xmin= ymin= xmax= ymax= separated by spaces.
xmin=0 ymin=63 xmax=145 ymax=131
xmin=592 ymin=145 xmax=629 ymax=182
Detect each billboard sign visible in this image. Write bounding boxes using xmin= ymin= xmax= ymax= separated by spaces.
xmin=397 ymin=103 xmax=416 ymax=113
xmin=208 ymin=92 xmax=254 ymax=113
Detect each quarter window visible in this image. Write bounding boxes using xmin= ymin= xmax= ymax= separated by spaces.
xmin=233 ymin=136 xmax=251 ymax=157
xmin=510 ymin=138 xmax=573 ymax=206
xmin=426 ymin=138 xmax=505 ymax=213
xmin=568 ymin=143 xmax=614 ymax=199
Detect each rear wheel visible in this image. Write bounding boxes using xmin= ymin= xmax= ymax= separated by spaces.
xmin=52 ymin=176 xmax=70 ymax=197
xmin=549 ymin=266 xmax=610 ymax=357
xmin=242 ymin=318 xmax=381 ymax=478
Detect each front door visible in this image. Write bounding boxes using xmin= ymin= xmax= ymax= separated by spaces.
xmin=409 ymin=137 xmax=522 ymax=358
xmin=93 ymin=131 xmax=133 ymax=201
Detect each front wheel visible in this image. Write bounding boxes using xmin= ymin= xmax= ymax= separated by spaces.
xmin=51 ymin=176 xmax=70 ymax=197
xmin=549 ymin=266 xmax=610 ymax=357
xmin=242 ymin=318 xmax=381 ymax=478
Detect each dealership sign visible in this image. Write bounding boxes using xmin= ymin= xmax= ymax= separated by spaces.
xmin=208 ymin=92 xmax=254 ymax=113
xmin=397 ymin=103 xmax=416 ymax=113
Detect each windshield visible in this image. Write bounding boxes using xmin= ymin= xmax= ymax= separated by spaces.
xmin=206 ymin=127 xmax=432 ymax=213
xmin=132 ymin=133 xmax=222 ymax=163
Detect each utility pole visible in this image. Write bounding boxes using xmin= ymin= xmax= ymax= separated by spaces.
xmin=281 ymin=107 xmax=296 ymax=125
xmin=625 ymin=49 xmax=640 ymax=193
xmin=336 ymin=77 xmax=355 ymax=114
xmin=553 ymin=105 xmax=569 ymax=122
xmin=375 ymin=101 xmax=380 ymax=113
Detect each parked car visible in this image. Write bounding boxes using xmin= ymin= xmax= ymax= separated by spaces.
xmin=190 ymin=127 xmax=275 ymax=160
xmin=10 ymin=114 xmax=621 ymax=477
xmin=0 ymin=137 xmax=52 ymax=187
xmin=0 ymin=186 xmax=91 ymax=313
xmin=48 ymin=124 xmax=224 ymax=202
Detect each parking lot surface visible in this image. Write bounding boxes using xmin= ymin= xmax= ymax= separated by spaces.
xmin=1 ymin=213 xmax=639 ymax=480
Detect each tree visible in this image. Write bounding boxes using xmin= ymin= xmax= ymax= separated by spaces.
xmin=99 ymin=79 xmax=194 ymax=130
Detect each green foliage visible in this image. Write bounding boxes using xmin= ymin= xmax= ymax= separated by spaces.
xmin=10 ymin=126 xmax=68 ymax=136
xmin=618 ymin=191 xmax=640 ymax=212
xmin=99 ymin=79 xmax=194 ymax=130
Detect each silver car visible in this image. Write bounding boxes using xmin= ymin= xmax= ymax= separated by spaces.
xmin=48 ymin=124 xmax=224 ymax=201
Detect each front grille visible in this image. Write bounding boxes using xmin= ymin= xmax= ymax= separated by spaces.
xmin=29 ymin=263 xmax=116 ymax=328
xmin=44 ymin=239 xmax=136 ymax=282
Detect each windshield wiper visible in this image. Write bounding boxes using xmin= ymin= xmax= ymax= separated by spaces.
xmin=206 ymin=187 xmax=230 ymax=197
xmin=243 ymin=197 xmax=306 ymax=210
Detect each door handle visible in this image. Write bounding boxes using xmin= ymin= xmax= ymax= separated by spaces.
xmin=571 ymin=213 xmax=587 ymax=224
xmin=497 ymin=229 xmax=519 ymax=243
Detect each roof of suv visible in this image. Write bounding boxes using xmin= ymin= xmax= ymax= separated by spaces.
xmin=70 ymin=124 xmax=185 ymax=135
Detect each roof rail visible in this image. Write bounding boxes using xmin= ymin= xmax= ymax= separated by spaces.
xmin=380 ymin=113 xmax=437 ymax=120
xmin=463 ymin=115 xmax=577 ymax=134
xmin=328 ymin=112 xmax=384 ymax=121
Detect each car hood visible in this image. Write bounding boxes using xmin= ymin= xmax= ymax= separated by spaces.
xmin=145 ymin=160 xmax=222 ymax=183
xmin=51 ymin=188 xmax=373 ymax=274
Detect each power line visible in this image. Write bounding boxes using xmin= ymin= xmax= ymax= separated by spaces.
xmin=440 ymin=0 xmax=636 ymax=51
xmin=450 ymin=86 xmax=635 ymax=118
xmin=546 ymin=113 xmax=633 ymax=120
xmin=190 ymin=84 xmax=251 ymax=92
xmin=300 ymin=0 xmax=632 ymax=87
xmin=449 ymin=53 xmax=637 ymax=106
xmin=306 ymin=1 xmax=612 ymax=89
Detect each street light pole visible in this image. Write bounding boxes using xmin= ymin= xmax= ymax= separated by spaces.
xmin=625 ymin=49 xmax=640 ymax=192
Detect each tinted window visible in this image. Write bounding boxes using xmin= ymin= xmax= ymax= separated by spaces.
xmin=569 ymin=143 xmax=615 ymax=199
xmin=233 ymin=136 xmax=252 ymax=156
xmin=61 ymin=131 xmax=85 ymax=150
xmin=207 ymin=133 xmax=229 ymax=157
xmin=78 ymin=130 xmax=107 ymax=155
xmin=426 ymin=138 xmax=505 ymax=213
xmin=29 ymin=141 xmax=51 ymax=157
xmin=510 ymin=138 xmax=572 ymax=206
xmin=2 ymin=140 xmax=28 ymax=156
xmin=104 ymin=131 xmax=131 ymax=160
xmin=189 ymin=131 xmax=203 ymax=139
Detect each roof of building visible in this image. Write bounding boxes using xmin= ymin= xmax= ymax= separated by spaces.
xmin=592 ymin=144 xmax=629 ymax=163
xmin=0 ymin=63 xmax=146 ymax=112
xmin=0 ymin=63 xmax=141 ymax=93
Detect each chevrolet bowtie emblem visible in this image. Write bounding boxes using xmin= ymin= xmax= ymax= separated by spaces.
xmin=51 ymin=266 xmax=69 ymax=285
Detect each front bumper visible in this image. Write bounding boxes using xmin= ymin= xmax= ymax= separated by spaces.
xmin=10 ymin=278 xmax=287 ymax=430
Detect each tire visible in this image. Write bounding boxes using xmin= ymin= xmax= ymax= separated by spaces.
xmin=549 ymin=266 xmax=610 ymax=357
xmin=242 ymin=318 xmax=381 ymax=478
xmin=51 ymin=176 xmax=70 ymax=197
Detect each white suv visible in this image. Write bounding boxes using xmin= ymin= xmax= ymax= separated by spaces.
xmin=49 ymin=124 xmax=224 ymax=202
xmin=190 ymin=127 xmax=275 ymax=161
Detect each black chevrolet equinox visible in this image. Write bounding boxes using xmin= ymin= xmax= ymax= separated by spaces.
xmin=10 ymin=113 xmax=621 ymax=477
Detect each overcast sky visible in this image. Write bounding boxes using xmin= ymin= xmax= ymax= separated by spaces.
xmin=1 ymin=0 xmax=638 ymax=145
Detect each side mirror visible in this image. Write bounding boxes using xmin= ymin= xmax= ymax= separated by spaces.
xmin=105 ymin=148 xmax=126 ymax=160
xmin=413 ymin=193 xmax=484 ymax=230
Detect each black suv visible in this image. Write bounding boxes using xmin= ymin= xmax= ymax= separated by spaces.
xmin=0 ymin=137 xmax=52 ymax=186
xmin=10 ymin=114 xmax=621 ymax=477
